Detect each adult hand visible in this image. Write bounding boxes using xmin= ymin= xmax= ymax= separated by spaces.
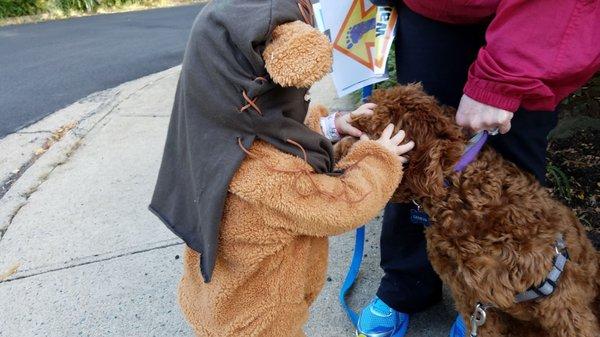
xmin=455 ymin=94 xmax=514 ymax=134
xmin=335 ymin=103 xmax=376 ymax=137
xmin=362 ymin=124 xmax=415 ymax=163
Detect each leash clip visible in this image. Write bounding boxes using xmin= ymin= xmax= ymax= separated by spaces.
xmin=555 ymin=234 xmax=567 ymax=254
xmin=469 ymin=303 xmax=487 ymax=337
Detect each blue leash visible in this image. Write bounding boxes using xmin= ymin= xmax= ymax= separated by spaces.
xmin=339 ymin=226 xmax=366 ymax=326
xmin=338 ymin=86 xmax=373 ymax=327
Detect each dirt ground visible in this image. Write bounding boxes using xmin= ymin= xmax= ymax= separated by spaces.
xmin=547 ymin=74 xmax=600 ymax=249
xmin=547 ymin=126 xmax=599 ymax=249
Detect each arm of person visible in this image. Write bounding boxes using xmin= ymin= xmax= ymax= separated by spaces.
xmin=456 ymin=0 xmax=600 ymax=133
xmin=463 ymin=0 xmax=600 ymax=114
xmin=229 ymin=127 xmax=412 ymax=237
xmin=305 ymin=103 xmax=376 ymax=141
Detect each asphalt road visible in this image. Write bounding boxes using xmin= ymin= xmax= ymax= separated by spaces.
xmin=0 ymin=4 xmax=204 ymax=139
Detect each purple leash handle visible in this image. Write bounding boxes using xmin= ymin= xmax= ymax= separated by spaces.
xmin=453 ymin=131 xmax=489 ymax=173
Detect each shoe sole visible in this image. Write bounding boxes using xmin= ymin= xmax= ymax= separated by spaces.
xmin=355 ymin=316 xmax=409 ymax=337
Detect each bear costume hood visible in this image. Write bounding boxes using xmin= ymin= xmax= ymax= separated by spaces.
xmin=149 ymin=0 xmax=335 ymax=282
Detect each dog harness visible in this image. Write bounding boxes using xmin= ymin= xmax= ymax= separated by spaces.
xmin=514 ymin=235 xmax=569 ymax=303
xmin=469 ymin=235 xmax=570 ymax=336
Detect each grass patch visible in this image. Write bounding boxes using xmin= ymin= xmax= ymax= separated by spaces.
xmin=0 ymin=0 xmax=42 ymax=18
xmin=0 ymin=0 xmax=202 ymax=26
xmin=547 ymin=164 xmax=572 ymax=202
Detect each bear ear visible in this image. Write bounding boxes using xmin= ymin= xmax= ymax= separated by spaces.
xmin=263 ymin=20 xmax=332 ymax=88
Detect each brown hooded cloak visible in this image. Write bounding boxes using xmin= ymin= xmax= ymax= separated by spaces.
xmin=149 ymin=0 xmax=334 ymax=282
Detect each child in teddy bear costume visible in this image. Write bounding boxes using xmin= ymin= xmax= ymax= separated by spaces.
xmin=149 ymin=1 xmax=413 ymax=336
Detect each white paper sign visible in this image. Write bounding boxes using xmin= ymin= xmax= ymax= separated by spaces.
xmin=315 ymin=0 xmax=397 ymax=97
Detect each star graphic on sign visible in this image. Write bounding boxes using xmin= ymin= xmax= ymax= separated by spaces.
xmin=333 ymin=1 xmax=377 ymax=70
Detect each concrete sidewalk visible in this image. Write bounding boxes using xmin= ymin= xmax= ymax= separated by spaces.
xmin=0 ymin=68 xmax=455 ymax=337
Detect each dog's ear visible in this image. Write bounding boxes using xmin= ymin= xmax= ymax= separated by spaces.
xmin=263 ymin=21 xmax=332 ymax=88
xmin=400 ymin=118 xmax=465 ymax=200
xmin=404 ymin=139 xmax=452 ymax=199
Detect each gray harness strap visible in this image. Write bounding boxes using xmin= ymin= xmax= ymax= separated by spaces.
xmin=515 ymin=235 xmax=569 ymax=303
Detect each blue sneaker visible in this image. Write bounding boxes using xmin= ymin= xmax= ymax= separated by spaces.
xmin=356 ymin=297 xmax=409 ymax=337
xmin=449 ymin=315 xmax=467 ymax=337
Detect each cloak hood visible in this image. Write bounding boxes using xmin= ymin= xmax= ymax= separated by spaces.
xmin=150 ymin=0 xmax=335 ymax=282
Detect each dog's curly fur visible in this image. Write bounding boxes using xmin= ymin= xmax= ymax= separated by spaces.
xmin=335 ymin=84 xmax=600 ymax=337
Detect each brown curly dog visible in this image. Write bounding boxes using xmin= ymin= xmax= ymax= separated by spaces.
xmin=335 ymin=84 xmax=600 ymax=337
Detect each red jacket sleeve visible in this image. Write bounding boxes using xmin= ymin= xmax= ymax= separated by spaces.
xmin=464 ymin=0 xmax=600 ymax=112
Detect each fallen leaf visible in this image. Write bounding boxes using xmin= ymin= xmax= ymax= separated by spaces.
xmin=0 ymin=262 xmax=20 ymax=281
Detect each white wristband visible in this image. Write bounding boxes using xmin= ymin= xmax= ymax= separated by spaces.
xmin=320 ymin=112 xmax=341 ymax=142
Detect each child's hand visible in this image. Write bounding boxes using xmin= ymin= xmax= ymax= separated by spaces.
xmin=334 ymin=103 xmax=376 ymax=137
xmin=362 ymin=124 xmax=414 ymax=163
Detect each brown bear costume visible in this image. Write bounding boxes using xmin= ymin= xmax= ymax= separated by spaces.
xmin=149 ymin=1 xmax=405 ymax=335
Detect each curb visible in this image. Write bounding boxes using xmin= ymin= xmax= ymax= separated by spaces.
xmin=0 ymin=66 xmax=181 ymax=239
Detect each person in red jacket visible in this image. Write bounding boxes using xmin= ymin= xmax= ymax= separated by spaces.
xmin=358 ymin=1 xmax=600 ymax=336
